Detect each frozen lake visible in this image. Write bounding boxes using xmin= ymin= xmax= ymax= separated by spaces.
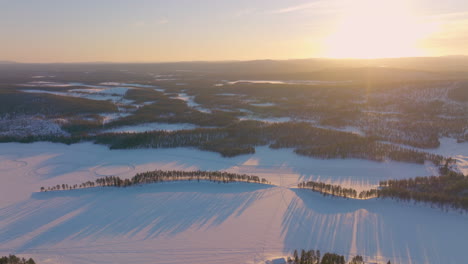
xmin=100 ymin=122 xmax=200 ymax=133
xmin=0 ymin=141 xmax=466 ymax=264
xmin=0 ymin=142 xmax=437 ymax=206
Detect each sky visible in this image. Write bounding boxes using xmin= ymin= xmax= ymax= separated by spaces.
xmin=1 ymin=0 xmax=468 ymax=63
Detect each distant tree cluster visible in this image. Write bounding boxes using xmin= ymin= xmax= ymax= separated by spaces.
xmin=360 ymin=117 xmax=441 ymax=149
xmin=91 ymin=121 xmax=446 ymax=164
xmin=285 ymin=249 xmax=391 ymax=264
xmin=0 ymin=255 xmax=35 ymax=264
xmin=299 ymin=160 xmax=468 ymax=211
xmin=41 ymin=169 xmax=269 ymax=192
xmin=0 ymin=117 xmax=448 ymax=164
xmin=295 ymin=141 xmax=444 ymax=165
xmin=378 ymin=159 xmax=468 ymax=211
xmin=298 ymin=181 xmax=377 ymax=199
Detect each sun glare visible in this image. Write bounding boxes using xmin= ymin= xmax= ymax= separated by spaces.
xmin=323 ymin=0 xmax=436 ymax=59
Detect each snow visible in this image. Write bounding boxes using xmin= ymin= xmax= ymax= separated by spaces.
xmin=20 ymin=81 xmax=142 ymax=97
xmin=306 ymin=122 xmax=365 ymax=136
xmin=423 ymin=138 xmax=468 ymax=175
xmin=99 ymin=82 xmax=154 ymax=88
xmin=20 ymin=82 xmax=75 ymax=88
xmin=172 ymin=93 xmax=212 ymax=113
xmin=99 ymin=113 xmax=132 ymax=124
xmin=0 ymin=142 xmax=436 ymax=207
xmin=0 ymin=142 xmax=465 ymax=264
xmin=217 ymin=93 xmax=241 ymax=96
xmin=0 ymin=143 xmax=468 ymax=264
xmin=226 ymin=80 xmax=352 ymax=85
xmin=21 ymin=89 xmax=128 ymax=103
xmin=70 ymin=87 xmax=130 ymax=96
xmin=31 ymin=76 xmax=55 ymax=79
xmin=100 ymin=122 xmax=199 ymax=133
xmin=251 ymin=102 xmax=276 ymax=107
xmin=240 ymin=116 xmax=293 ymax=123
xmin=0 ymin=117 xmax=68 ymax=137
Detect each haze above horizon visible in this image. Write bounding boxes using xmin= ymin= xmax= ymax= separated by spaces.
xmin=2 ymin=0 xmax=468 ymax=63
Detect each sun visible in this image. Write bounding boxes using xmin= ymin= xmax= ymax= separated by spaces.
xmin=323 ymin=0 xmax=436 ymax=59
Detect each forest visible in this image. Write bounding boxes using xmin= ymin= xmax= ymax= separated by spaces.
xmin=2 ymin=121 xmax=445 ymax=165
xmin=378 ymin=159 xmax=468 ymax=210
xmin=283 ymin=249 xmax=391 ymax=264
xmin=298 ymin=181 xmax=378 ymax=199
xmin=40 ymin=169 xmax=270 ymax=192
xmin=0 ymin=255 xmax=35 ymax=264
xmin=299 ymin=160 xmax=468 ymax=211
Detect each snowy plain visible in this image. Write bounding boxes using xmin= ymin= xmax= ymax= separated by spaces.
xmin=1 ymin=141 xmax=467 ymax=263
xmin=100 ymin=122 xmax=200 ymax=133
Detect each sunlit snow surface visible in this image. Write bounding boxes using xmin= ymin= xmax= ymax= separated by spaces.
xmin=101 ymin=122 xmax=199 ymax=133
xmin=225 ymin=80 xmax=352 ymax=85
xmin=1 ymin=141 xmax=467 ymax=264
xmin=172 ymin=93 xmax=212 ymax=113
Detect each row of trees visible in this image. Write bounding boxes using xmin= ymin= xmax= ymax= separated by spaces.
xmin=41 ymin=169 xmax=269 ymax=192
xmin=295 ymin=141 xmax=444 ymax=165
xmin=0 ymin=255 xmax=35 ymax=264
xmin=298 ymin=181 xmax=378 ymax=200
xmin=299 ymin=161 xmax=468 ymax=211
xmin=286 ymin=249 xmax=391 ymax=264
xmin=378 ymin=165 xmax=468 ymax=211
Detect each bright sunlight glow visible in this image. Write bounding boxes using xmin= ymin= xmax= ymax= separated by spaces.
xmin=323 ymin=0 xmax=437 ymax=59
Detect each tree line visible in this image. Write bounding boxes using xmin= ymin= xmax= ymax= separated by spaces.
xmin=0 ymin=121 xmax=447 ymax=165
xmin=298 ymin=181 xmax=378 ymax=200
xmin=94 ymin=121 xmax=446 ymax=164
xmin=40 ymin=169 xmax=269 ymax=192
xmin=299 ymin=160 xmax=468 ymax=211
xmin=378 ymin=159 xmax=468 ymax=211
xmin=285 ymin=249 xmax=391 ymax=264
xmin=0 ymin=255 xmax=35 ymax=264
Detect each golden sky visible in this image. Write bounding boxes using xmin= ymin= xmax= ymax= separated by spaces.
xmin=1 ymin=0 xmax=468 ymax=63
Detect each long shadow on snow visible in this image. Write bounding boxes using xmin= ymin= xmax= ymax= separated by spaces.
xmin=280 ymin=188 xmax=468 ymax=264
xmin=0 ymin=182 xmax=274 ymax=253
xmin=18 ymin=143 xmax=254 ymax=180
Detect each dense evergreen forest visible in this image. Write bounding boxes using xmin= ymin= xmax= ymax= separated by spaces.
xmin=93 ymin=121 xmax=446 ymax=164
xmin=298 ymin=181 xmax=378 ymax=199
xmin=299 ymin=162 xmax=468 ymax=211
xmin=283 ymin=249 xmax=391 ymax=264
xmin=0 ymin=255 xmax=35 ymax=264
xmin=3 ymin=121 xmax=446 ymax=165
xmin=378 ymin=160 xmax=468 ymax=210
xmin=40 ymin=169 xmax=269 ymax=192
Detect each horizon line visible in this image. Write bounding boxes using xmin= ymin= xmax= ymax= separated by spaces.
xmin=2 ymin=55 xmax=468 ymax=65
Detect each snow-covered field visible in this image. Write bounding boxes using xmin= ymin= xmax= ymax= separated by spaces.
xmin=240 ymin=116 xmax=293 ymax=123
xmin=411 ymin=138 xmax=468 ymax=175
xmin=172 ymin=93 xmax=212 ymax=113
xmin=0 ymin=116 xmax=68 ymax=137
xmin=101 ymin=122 xmax=199 ymax=133
xmin=224 ymin=80 xmax=352 ymax=85
xmin=0 ymin=141 xmax=467 ymax=264
xmin=20 ymin=81 xmax=134 ymax=105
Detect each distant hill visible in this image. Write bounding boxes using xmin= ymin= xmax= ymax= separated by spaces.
xmin=0 ymin=60 xmax=18 ymax=64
